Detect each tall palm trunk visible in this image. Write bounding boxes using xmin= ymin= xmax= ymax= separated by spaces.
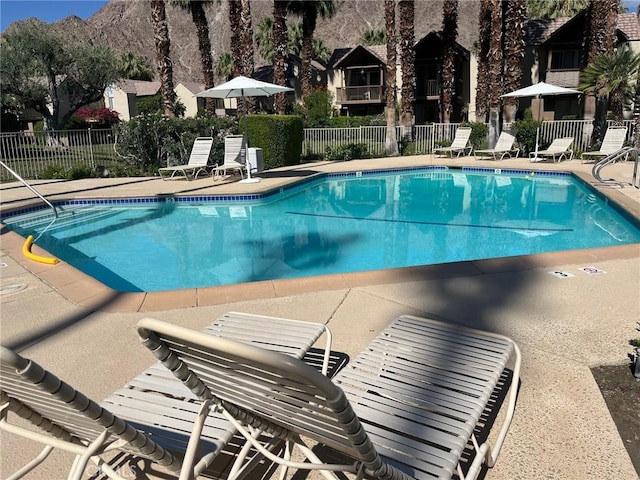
xmin=240 ymin=0 xmax=255 ymax=114
xmin=300 ymin=5 xmax=317 ymax=97
xmin=585 ymin=0 xmax=618 ymax=143
xmin=475 ymin=0 xmax=491 ymax=123
xmin=439 ymin=0 xmax=458 ymax=123
xmin=398 ymin=0 xmax=415 ymax=132
xmin=486 ymin=0 xmax=503 ymax=148
xmin=384 ymin=0 xmax=399 ymax=156
xmin=189 ymin=1 xmax=216 ymax=115
xmin=273 ymin=0 xmax=289 ymax=114
xmin=150 ymin=0 xmax=176 ymax=117
xmin=228 ymin=0 xmax=244 ymax=113
xmin=502 ymin=0 xmax=526 ymax=124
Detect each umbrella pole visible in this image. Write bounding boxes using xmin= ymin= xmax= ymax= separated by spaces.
xmin=531 ymin=95 xmax=542 ymax=162
xmin=239 ymin=126 xmax=260 ymax=184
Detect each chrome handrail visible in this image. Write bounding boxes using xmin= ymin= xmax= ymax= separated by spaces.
xmin=591 ymin=147 xmax=636 ymax=187
xmin=0 ymin=160 xmax=58 ymax=218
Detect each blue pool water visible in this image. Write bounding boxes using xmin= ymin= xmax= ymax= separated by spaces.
xmin=3 ymin=168 xmax=639 ymax=292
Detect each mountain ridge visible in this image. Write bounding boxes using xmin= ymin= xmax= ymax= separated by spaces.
xmin=5 ymin=0 xmax=481 ymax=85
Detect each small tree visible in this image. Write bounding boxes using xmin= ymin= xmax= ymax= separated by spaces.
xmin=294 ymin=89 xmax=333 ymax=127
xmin=0 ymin=22 xmax=120 ymax=130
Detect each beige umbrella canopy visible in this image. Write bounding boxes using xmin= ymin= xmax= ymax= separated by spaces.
xmin=195 ymin=76 xmax=293 ymax=99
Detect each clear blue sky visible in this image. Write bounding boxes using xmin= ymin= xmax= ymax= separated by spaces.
xmin=1 ymin=1 xmax=109 ymax=33
xmin=2 ymin=0 xmax=640 ymax=34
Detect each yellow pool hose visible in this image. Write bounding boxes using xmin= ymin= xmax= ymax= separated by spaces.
xmin=23 ymin=235 xmax=59 ymax=265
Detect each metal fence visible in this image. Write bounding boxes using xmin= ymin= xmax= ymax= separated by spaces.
xmin=1 ymin=120 xmax=636 ymax=181
xmin=0 ymin=129 xmax=119 ymax=181
xmin=304 ymin=119 xmax=636 ymax=158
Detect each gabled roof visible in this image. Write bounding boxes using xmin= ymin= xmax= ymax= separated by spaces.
xmin=525 ymin=11 xmax=640 ymax=46
xmin=331 ymin=45 xmax=387 ymax=69
xmin=177 ymin=82 xmax=205 ymax=95
xmin=414 ymin=31 xmax=469 ymax=57
xmin=617 ymin=13 xmax=640 ymax=41
xmin=114 ymin=79 xmax=161 ymax=96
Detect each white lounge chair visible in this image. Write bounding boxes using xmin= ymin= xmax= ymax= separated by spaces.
xmin=475 ymin=131 xmax=519 ymax=161
xmin=581 ymin=126 xmax=627 ymax=163
xmin=530 ymin=137 xmax=574 ymax=163
xmin=434 ymin=127 xmax=474 ymax=157
xmin=158 ymin=136 xmax=214 ymax=180
xmin=0 ymin=312 xmax=332 ymax=480
xmin=138 ymin=313 xmax=521 ymax=480
xmin=212 ymin=134 xmax=247 ymax=180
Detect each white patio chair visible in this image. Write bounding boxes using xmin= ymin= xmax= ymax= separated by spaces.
xmin=159 ymin=137 xmax=214 ymax=180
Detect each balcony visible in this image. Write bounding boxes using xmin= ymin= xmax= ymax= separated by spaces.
xmin=416 ymin=79 xmax=440 ymax=99
xmin=545 ymin=70 xmax=581 ymax=88
xmin=335 ymin=86 xmax=383 ymax=104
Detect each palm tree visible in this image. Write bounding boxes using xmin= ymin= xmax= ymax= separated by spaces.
xmin=288 ymin=21 xmax=303 ymax=55
xmin=475 ymin=0 xmax=491 ymax=123
xmin=484 ymin=0 xmax=503 ymax=148
xmin=288 ymin=0 xmax=336 ymax=98
xmin=526 ymin=0 xmax=589 ymax=19
xmin=228 ymin=0 xmax=242 ymax=77
xmin=215 ymin=52 xmax=234 ymax=81
xmin=579 ymin=47 xmax=640 ymax=122
xmin=584 ymin=0 xmax=619 ymax=143
xmin=118 ymin=52 xmax=154 ymax=81
xmin=361 ymin=28 xmax=386 ymax=46
xmin=384 ymin=0 xmax=399 ymax=156
xmin=273 ymin=1 xmax=289 ymax=114
xmin=398 ymin=0 xmax=415 ymax=130
xmin=150 ymin=0 xmax=177 ymax=117
xmin=439 ymin=0 xmax=458 ymax=123
xmin=256 ymin=16 xmax=276 ymax=62
xmin=312 ymin=38 xmax=331 ymax=65
xmin=169 ymin=0 xmax=216 ymax=115
xmin=240 ymin=0 xmax=256 ymax=114
xmin=502 ymin=0 xmax=527 ymax=124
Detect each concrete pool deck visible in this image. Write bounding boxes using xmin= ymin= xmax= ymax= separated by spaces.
xmin=1 ymin=154 xmax=639 ymax=479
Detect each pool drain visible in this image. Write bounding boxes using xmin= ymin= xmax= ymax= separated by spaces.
xmin=0 ymin=284 xmax=28 ymax=295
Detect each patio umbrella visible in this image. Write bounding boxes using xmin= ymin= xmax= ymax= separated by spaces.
xmin=196 ymin=76 xmax=294 ymax=183
xmin=501 ymin=81 xmax=581 ymax=162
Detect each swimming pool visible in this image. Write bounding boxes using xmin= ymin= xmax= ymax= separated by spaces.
xmin=3 ymin=167 xmax=640 ymax=292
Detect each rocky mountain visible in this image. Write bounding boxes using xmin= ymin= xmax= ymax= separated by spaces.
xmin=7 ymin=0 xmax=481 ymax=84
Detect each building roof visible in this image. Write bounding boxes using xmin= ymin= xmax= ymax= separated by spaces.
xmin=525 ymin=12 xmax=640 ymax=46
xmin=114 ymin=79 xmax=161 ymax=96
xmin=177 ymin=82 xmax=205 ymax=95
xmin=617 ymin=13 xmax=640 ymax=41
xmin=332 ymin=45 xmax=387 ymax=69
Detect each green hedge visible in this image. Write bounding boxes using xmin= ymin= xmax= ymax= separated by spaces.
xmin=243 ymin=115 xmax=303 ymax=169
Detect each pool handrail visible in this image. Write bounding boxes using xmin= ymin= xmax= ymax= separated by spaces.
xmin=0 ymin=160 xmax=58 ymax=219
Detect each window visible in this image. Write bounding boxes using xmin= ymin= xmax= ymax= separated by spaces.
xmin=550 ymin=50 xmax=580 ymax=70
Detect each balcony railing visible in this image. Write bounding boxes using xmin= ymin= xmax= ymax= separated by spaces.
xmin=416 ymin=79 xmax=441 ymax=98
xmin=335 ymin=86 xmax=383 ymax=103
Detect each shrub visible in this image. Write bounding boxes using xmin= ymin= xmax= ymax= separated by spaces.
xmin=40 ymin=165 xmax=67 ymax=179
xmin=513 ymin=117 xmax=541 ymax=154
xmin=243 ymin=115 xmax=303 ymax=169
xmin=325 ymin=142 xmax=368 ymax=161
xmin=294 ymin=88 xmax=333 ymax=127
xmin=68 ymin=165 xmax=94 ymax=180
xmin=114 ymin=114 xmax=238 ymax=174
xmin=462 ymin=121 xmax=489 ymax=150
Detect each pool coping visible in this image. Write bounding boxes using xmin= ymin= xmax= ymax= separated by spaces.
xmin=1 ymin=166 xmax=639 ymax=313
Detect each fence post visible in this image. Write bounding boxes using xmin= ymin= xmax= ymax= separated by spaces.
xmin=88 ymin=128 xmax=95 ymax=168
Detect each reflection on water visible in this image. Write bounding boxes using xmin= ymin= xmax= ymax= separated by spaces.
xmin=3 ymin=170 xmax=638 ymax=292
